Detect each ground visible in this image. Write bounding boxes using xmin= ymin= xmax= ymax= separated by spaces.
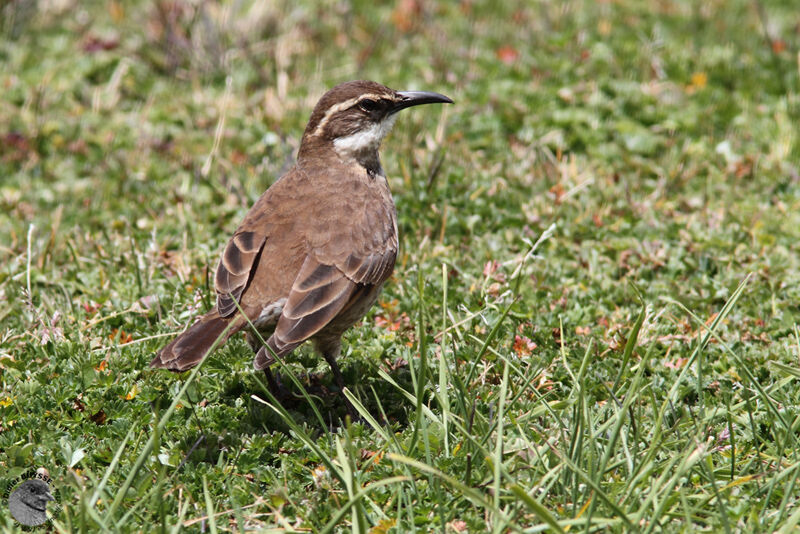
xmin=1 ymin=0 xmax=800 ymax=532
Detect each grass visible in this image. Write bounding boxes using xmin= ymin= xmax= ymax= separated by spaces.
xmin=2 ymin=0 xmax=800 ymax=531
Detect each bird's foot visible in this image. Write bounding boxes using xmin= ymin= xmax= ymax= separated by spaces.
xmin=263 ymin=367 xmax=292 ymax=403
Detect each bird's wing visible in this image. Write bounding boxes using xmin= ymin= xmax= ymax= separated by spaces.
xmin=269 ymin=256 xmax=358 ymax=351
xmin=215 ymin=229 xmax=267 ymax=317
xmin=267 ymin=250 xmax=395 ymax=358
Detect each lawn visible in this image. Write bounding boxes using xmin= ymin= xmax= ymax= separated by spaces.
xmin=2 ymin=0 xmax=800 ymax=531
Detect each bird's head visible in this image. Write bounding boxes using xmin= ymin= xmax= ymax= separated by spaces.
xmin=15 ymin=479 xmax=54 ymax=511
xmin=299 ymin=80 xmax=452 ymax=170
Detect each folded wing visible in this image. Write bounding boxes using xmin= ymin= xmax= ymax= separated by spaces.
xmin=215 ymin=230 xmax=267 ymax=317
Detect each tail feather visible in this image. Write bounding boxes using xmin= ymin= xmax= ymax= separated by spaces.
xmin=152 ymin=311 xmax=241 ymax=372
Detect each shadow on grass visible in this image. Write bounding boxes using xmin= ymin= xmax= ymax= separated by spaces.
xmin=155 ymin=352 xmax=415 ymax=466
xmin=244 ymin=355 xmax=416 ymax=431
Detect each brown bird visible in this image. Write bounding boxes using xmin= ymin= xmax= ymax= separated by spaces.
xmin=151 ymin=80 xmax=452 ymax=406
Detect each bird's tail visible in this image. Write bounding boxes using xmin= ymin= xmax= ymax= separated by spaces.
xmin=151 ymin=310 xmax=242 ymax=372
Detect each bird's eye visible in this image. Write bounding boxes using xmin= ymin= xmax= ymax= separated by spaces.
xmin=358 ymin=99 xmax=380 ymax=112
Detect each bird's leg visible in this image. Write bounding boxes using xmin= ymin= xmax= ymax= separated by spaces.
xmin=318 ymin=341 xmax=359 ymax=421
xmin=263 ymin=366 xmax=291 ymax=402
xmin=249 ymin=334 xmax=291 ymax=402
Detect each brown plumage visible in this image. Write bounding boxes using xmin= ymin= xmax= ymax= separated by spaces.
xmin=151 ymin=80 xmax=452 ymax=402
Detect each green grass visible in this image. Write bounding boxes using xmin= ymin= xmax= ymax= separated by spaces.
xmin=2 ymin=0 xmax=800 ymax=531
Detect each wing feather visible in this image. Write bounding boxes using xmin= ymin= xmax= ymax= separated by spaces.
xmin=215 ymin=230 xmax=267 ymax=317
xmin=284 ymin=275 xmax=353 ymax=319
xmin=270 ymin=258 xmax=357 ymax=349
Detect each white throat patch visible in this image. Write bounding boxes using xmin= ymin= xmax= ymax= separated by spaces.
xmin=333 ymin=114 xmax=398 ymax=159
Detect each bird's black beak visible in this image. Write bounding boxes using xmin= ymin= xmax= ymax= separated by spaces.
xmin=392 ymin=91 xmax=454 ymax=113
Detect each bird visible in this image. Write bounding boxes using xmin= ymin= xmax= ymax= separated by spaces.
xmin=151 ymin=80 xmax=452 ymax=410
xmin=8 ymin=478 xmax=55 ymax=527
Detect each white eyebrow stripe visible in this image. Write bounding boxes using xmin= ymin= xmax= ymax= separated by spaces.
xmin=310 ymin=93 xmax=393 ymax=137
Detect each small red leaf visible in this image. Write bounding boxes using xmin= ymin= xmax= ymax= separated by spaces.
xmin=496 ymin=45 xmax=519 ymax=65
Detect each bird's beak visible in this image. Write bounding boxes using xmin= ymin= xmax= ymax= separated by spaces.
xmin=392 ymin=91 xmax=454 ymax=113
